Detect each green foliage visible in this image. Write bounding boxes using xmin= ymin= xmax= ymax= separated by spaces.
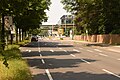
xmin=0 ymin=45 xmax=31 ymax=80
xmin=0 ymin=60 xmax=32 ymax=80
xmin=61 ymin=0 xmax=120 ymax=34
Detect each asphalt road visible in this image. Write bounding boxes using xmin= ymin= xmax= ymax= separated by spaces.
xmin=20 ymin=37 xmax=120 ymax=80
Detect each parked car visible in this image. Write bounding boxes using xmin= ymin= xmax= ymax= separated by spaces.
xmin=31 ymin=36 xmax=38 ymax=42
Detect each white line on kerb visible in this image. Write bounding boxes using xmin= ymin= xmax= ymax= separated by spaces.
xmin=94 ymin=49 xmax=102 ymax=52
xmin=98 ymin=53 xmax=108 ymax=57
xmin=50 ymin=50 xmax=54 ymax=52
xmin=87 ymin=50 xmax=93 ymax=52
xmin=70 ymin=54 xmax=76 ymax=57
xmin=73 ymin=49 xmax=80 ymax=52
xmin=102 ymin=69 xmax=120 ymax=78
xmin=81 ymin=59 xmax=91 ymax=64
xmin=45 ymin=69 xmax=53 ymax=80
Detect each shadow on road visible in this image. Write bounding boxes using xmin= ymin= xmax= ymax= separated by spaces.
xmin=25 ymin=58 xmax=96 ymax=69
xmin=23 ymin=41 xmax=73 ymax=48
xmin=86 ymin=43 xmax=110 ymax=47
xmin=33 ymin=71 xmax=120 ymax=80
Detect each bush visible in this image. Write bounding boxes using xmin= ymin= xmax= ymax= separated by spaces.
xmin=0 ymin=60 xmax=32 ymax=80
xmin=0 ymin=45 xmax=32 ymax=80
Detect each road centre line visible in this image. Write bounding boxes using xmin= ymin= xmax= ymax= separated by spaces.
xmin=50 ymin=50 xmax=54 ymax=52
xmin=94 ymin=49 xmax=102 ymax=52
xmin=102 ymin=69 xmax=120 ymax=78
xmin=81 ymin=59 xmax=91 ymax=64
xmin=45 ymin=69 xmax=54 ymax=80
xmin=73 ymin=49 xmax=80 ymax=52
xmin=70 ymin=54 xmax=76 ymax=57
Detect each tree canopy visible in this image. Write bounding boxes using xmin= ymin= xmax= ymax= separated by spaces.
xmin=61 ymin=0 xmax=120 ymax=34
xmin=0 ymin=0 xmax=51 ymax=31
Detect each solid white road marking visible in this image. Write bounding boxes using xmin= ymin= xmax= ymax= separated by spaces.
xmin=87 ymin=50 xmax=93 ymax=52
xmin=98 ymin=53 xmax=108 ymax=57
xmin=81 ymin=59 xmax=91 ymax=64
xmin=45 ymin=69 xmax=53 ymax=80
xmin=94 ymin=49 xmax=102 ymax=52
xmin=102 ymin=69 xmax=120 ymax=78
xmin=73 ymin=49 xmax=80 ymax=52
xmin=70 ymin=54 xmax=76 ymax=57
xmin=50 ymin=50 xmax=54 ymax=52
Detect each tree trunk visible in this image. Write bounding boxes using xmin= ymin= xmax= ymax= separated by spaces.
xmin=1 ymin=14 xmax=5 ymax=50
xmin=16 ymin=28 xmax=18 ymax=43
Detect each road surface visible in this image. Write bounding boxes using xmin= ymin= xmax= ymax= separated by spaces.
xmin=20 ymin=37 xmax=120 ymax=80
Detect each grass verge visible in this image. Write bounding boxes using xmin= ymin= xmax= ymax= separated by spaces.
xmin=0 ymin=45 xmax=32 ymax=80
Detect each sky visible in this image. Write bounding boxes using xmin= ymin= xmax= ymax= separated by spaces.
xmin=42 ymin=0 xmax=70 ymax=25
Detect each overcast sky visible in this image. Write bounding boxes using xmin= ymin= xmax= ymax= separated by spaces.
xmin=42 ymin=0 xmax=70 ymax=25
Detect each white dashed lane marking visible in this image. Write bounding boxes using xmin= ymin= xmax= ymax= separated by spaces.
xmin=50 ymin=50 xmax=54 ymax=52
xmin=81 ymin=59 xmax=91 ymax=64
xmin=79 ymin=48 xmax=83 ymax=49
xmin=102 ymin=69 xmax=120 ymax=78
xmin=87 ymin=50 xmax=93 ymax=52
xmin=73 ymin=49 xmax=80 ymax=52
xmin=64 ymin=50 xmax=67 ymax=52
xmin=94 ymin=49 xmax=102 ymax=52
xmin=108 ymin=49 xmax=120 ymax=53
xmin=117 ymin=59 xmax=120 ymax=61
xmin=59 ymin=48 xmax=62 ymax=50
xmin=26 ymin=49 xmax=28 ymax=51
xmin=70 ymin=54 xmax=76 ymax=57
xmin=98 ymin=53 xmax=108 ymax=57
xmin=28 ymin=50 xmax=31 ymax=52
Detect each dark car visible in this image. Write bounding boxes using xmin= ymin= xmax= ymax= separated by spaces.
xmin=31 ymin=36 xmax=38 ymax=42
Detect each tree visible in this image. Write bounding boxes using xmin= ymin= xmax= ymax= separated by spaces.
xmin=0 ymin=0 xmax=51 ymax=67
xmin=61 ymin=0 xmax=120 ymax=34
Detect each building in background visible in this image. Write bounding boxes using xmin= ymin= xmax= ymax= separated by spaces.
xmin=57 ymin=15 xmax=75 ymax=37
